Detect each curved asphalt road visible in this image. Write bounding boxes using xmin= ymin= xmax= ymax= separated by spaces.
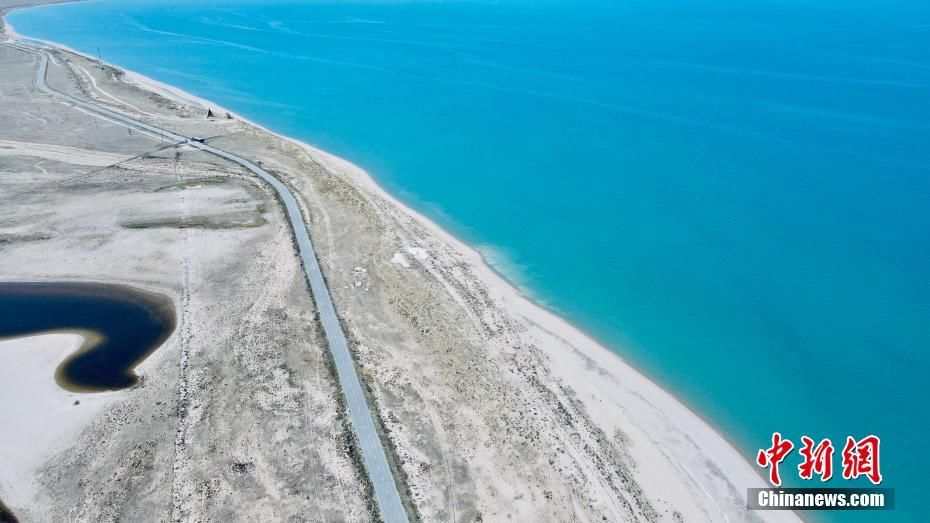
xmin=6 ymin=42 xmax=409 ymax=523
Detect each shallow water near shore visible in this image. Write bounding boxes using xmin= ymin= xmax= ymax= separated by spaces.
xmin=8 ymin=1 xmax=930 ymax=520
xmin=0 ymin=282 xmax=175 ymax=391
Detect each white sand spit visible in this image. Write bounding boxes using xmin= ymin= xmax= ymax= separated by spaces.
xmin=0 ymin=333 xmax=119 ymax=509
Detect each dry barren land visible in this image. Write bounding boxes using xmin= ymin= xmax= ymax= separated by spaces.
xmin=1 ymin=4 xmax=796 ymax=522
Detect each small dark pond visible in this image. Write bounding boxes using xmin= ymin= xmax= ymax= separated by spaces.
xmin=0 ymin=499 xmax=17 ymax=523
xmin=0 ymin=282 xmax=176 ymax=392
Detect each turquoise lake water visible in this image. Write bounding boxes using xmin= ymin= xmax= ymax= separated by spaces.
xmin=9 ymin=1 xmax=928 ymax=520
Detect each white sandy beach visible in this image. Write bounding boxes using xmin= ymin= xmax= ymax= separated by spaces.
xmin=0 ymin=333 xmax=119 ymax=509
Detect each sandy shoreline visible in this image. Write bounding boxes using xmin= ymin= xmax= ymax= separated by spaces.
xmin=1 ymin=4 xmax=798 ymax=520
xmin=119 ymin=46 xmax=785 ymax=521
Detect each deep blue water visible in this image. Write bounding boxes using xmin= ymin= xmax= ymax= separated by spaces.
xmin=0 ymin=282 xmax=176 ymax=391
xmin=9 ymin=1 xmax=929 ymax=519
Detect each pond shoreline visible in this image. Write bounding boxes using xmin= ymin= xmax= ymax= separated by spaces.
xmin=0 ymin=281 xmax=176 ymax=391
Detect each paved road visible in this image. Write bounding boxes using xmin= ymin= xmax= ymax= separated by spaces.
xmin=6 ymin=42 xmax=410 ymax=523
